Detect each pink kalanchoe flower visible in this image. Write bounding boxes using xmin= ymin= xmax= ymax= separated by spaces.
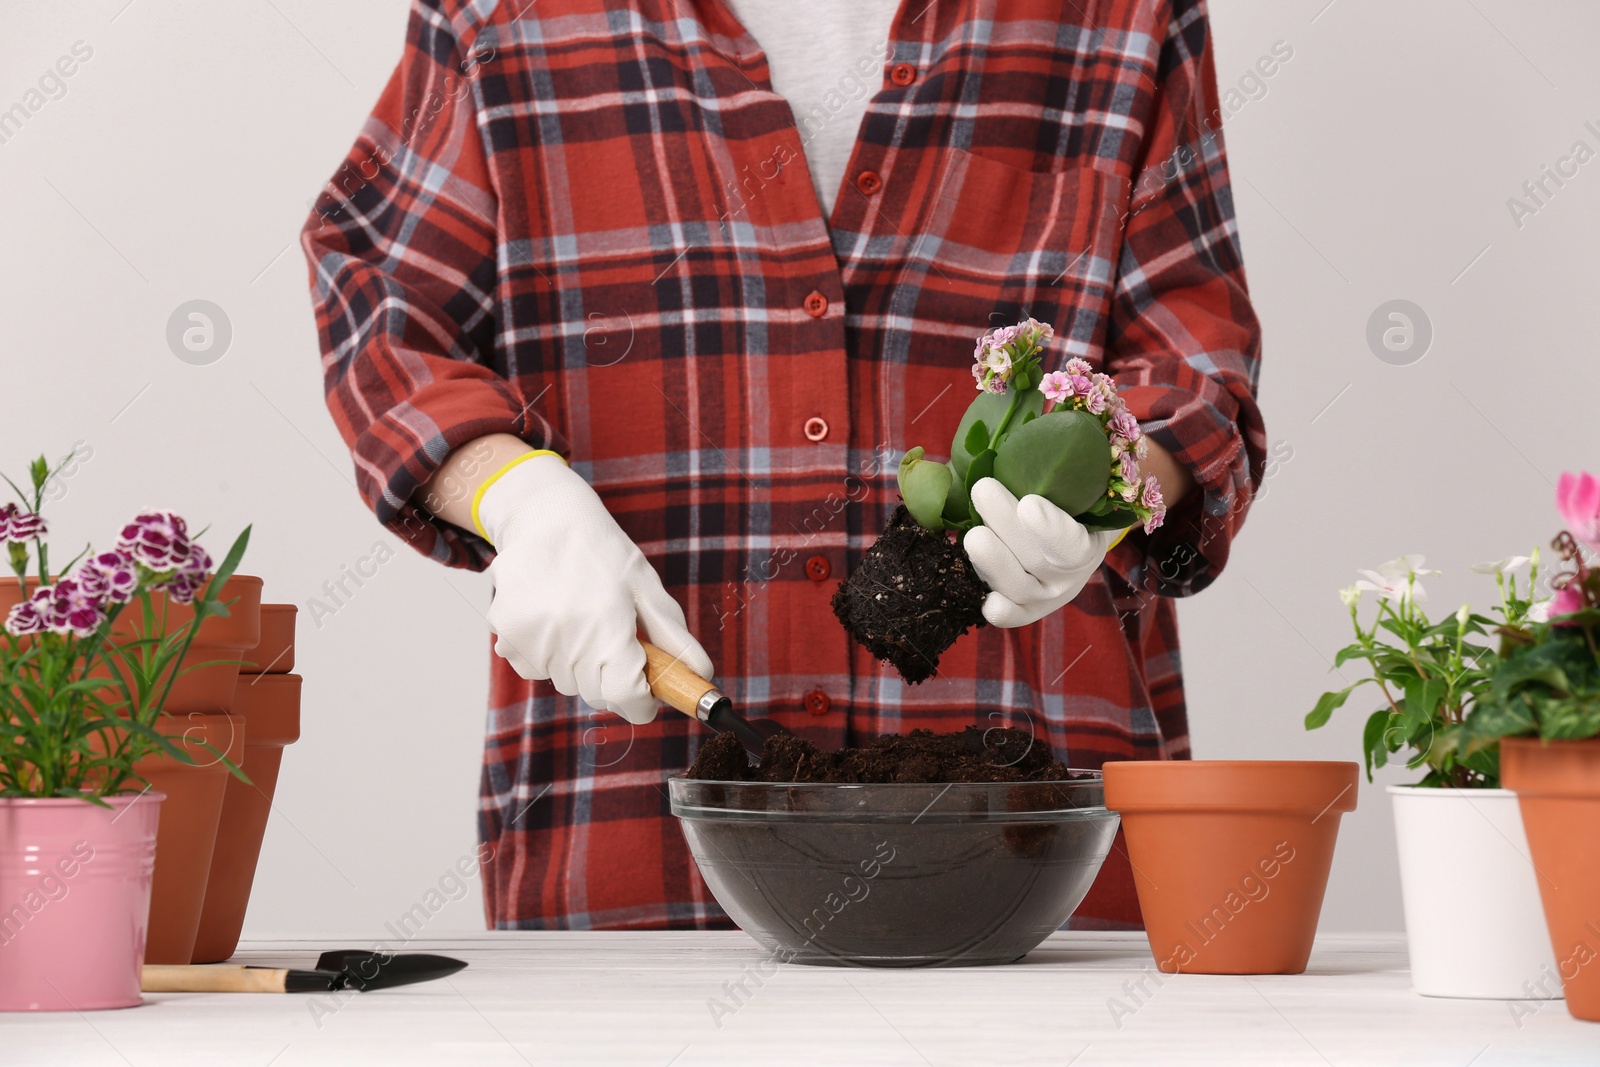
xmin=1064 ymin=357 xmax=1093 ymax=377
xmin=1085 ymin=389 xmax=1108 ymax=415
xmin=1120 ymin=452 xmax=1141 ymax=484
xmin=117 ymin=510 xmax=194 ymax=572
xmin=1068 ymin=374 xmax=1093 ymax=397
xmin=1556 ymin=471 xmax=1600 ymax=552
xmin=1108 ymin=410 xmax=1142 ymax=443
xmin=1143 ymin=510 xmax=1166 ymax=534
xmin=1141 ymin=473 xmax=1164 ymax=511
xmin=76 ymin=550 xmax=139 ymax=605
xmin=1040 ymin=371 xmax=1074 ymax=403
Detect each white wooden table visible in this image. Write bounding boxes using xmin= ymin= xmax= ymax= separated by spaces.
xmin=6 ymin=932 xmax=1594 ymax=1065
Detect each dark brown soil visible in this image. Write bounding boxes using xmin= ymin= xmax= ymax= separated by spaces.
xmin=831 ymin=505 xmax=988 ymax=684
xmin=687 ymin=726 xmax=1075 ymax=784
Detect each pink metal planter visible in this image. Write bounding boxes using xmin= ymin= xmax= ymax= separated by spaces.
xmin=0 ymin=794 xmax=163 ymax=1011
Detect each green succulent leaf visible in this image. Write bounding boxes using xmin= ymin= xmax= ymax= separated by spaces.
xmin=897 ymin=448 xmax=952 ymax=531
xmin=991 ymin=409 xmax=1110 ymax=517
xmin=965 ymin=448 xmax=997 ymax=497
xmin=941 ymin=462 xmax=971 ymax=524
xmin=951 ymin=390 xmax=1043 ymax=479
xmin=963 ymin=420 xmax=990 ymax=460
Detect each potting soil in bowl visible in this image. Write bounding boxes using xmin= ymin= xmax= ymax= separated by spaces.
xmin=674 ymin=728 xmax=1119 ymax=967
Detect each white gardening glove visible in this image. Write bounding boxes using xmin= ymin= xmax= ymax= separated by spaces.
xmin=963 ymin=478 xmax=1121 ymax=628
xmin=476 ymin=454 xmax=714 ymax=724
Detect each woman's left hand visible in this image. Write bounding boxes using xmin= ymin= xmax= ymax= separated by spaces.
xmin=963 ymin=478 xmax=1121 ymax=627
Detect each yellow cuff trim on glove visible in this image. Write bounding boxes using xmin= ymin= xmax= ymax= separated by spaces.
xmin=1108 ymin=526 xmax=1132 ymax=551
xmin=470 ymin=449 xmax=567 ymax=543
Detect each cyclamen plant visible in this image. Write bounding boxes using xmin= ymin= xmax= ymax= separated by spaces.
xmin=897 ymin=318 xmax=1167 ymax=536
xmin=1459 ymin=471 xmax=1600 ymax=755
xmin=1 ymin=452 xmax=250 ymax=801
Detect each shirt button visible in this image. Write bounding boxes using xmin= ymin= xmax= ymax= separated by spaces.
xmin=804 ymin=689 xmax=831 ymax=716
xmin=803 ymin=291 xmax=828 ymax=317
xmin=803 ymin=417 xmax=828 ymax=442
xmin=856 ymin=170 xmax=883 ymax=195
xmin=805 ymin=555 xmax=831 ymax=582
xmin=889 ymin=63 xmax=916 ymax=87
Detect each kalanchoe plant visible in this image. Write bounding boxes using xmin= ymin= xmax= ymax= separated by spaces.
xmin=1459 ymin=472 xmax=1600 ymax=757
xmin=1306 ymin=553 xmax=1539 ymax=788
xmin=833 ymin=319 xmax=1165 ymax=683
xmin=0 ymin=451 xmax=251 ymax=803
xmin=896 ymin=319 xmax=1167 ymax=536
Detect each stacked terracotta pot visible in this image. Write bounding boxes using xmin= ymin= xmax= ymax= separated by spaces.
xmin=131 ymin=590 xmax=301 ymax=964
xmin=191 ymin=603 xmax=301 ymax=963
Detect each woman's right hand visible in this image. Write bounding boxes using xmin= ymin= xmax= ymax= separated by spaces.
xmin=471 ymin=451 xmax=714 ymax=724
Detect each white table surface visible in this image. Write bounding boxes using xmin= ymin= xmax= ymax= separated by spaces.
xmin=6 ymin=931 xmax=1595 ymax=1065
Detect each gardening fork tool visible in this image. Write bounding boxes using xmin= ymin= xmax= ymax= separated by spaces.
xmin=641 ymin=641 xmax=790 ymax=758
xmin=141 ymin=950 xmax=466 ymax=993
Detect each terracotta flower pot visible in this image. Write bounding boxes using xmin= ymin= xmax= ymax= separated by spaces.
xmin=1103 ymin=760 xmax=1359 ymax=975
xmin=0 ymin=576 xmax=262 ymax=714
xmin=0 ymin=794 xmax=163 ymax=1011
xmin=1502 ymin=737 xmax=1600 ymax=1022
xmin=240 ymin=603 xmax=296 ymax=674
xmin=132 ymin=712 xmax=243 ymax=965
xmin=191 ymin=673 xmax=301 ymax=963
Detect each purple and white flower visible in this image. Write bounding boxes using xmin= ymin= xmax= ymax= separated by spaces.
xmin=4 ymin=592 xmax=50 ymax=637
xmin=117 ymin=510 xmax=194 ymax=572
xmin=75 ymin=550 xmax=139 ymax=605
xmin=0 ymin=503 xmax=48 ymax=543
xmin=163 ymin=544 xmax=213 ymax=605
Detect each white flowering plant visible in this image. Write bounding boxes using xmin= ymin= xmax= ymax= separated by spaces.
xmin=1305 ymin=554 xmax=1540 ymax=788
xmin=1 ymin=452 xmax=251 ymax=802
xmin=896 ymin=319 xmax=1167 ymax=536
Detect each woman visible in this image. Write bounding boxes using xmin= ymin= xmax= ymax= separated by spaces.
xmin=301 ymin=0 xmax=1264 ymax=931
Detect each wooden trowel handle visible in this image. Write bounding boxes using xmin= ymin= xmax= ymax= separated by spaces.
xmin=642 ymin=641 xmax=718 ymax=719
xmin=143 ymin=965 xmax=291 ymax=993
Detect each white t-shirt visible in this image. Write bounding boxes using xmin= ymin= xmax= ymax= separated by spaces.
xmin=723 ymin=0 xmax=901 ymax=216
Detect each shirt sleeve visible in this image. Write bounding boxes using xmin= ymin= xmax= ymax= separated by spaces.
xmin=300 ymin=0 xmax=566 ymax=572
xmin=1103 ymin=0 xmax=1266 ymax=599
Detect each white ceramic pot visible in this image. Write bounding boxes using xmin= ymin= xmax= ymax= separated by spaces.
xmin=1389 ymin=785 xmax=1561 ymax=999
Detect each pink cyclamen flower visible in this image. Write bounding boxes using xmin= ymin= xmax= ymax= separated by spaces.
xmin=1108 ymin=410 xmax=1142 ymax=443
xmin=76 ymin=550 xmax=139 ymax=604
xmin=1546 ymin=583 xmax=1586 ymax=624
xmin=1556 ymin=471 xmax=1600 ymax=552
xmin=1040 ymin=371 xmax=1074 ymax=403
xmin=1064 ymin=358 xmax=1093 ymax=377
xmin=0 ymin=503 xmax=48 ymax=543
xmin=117 ymin=510 xmax=194 ymax=572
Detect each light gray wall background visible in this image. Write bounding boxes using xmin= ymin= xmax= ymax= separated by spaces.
xmin=2 ymin=0 xmax=1595 ymax=939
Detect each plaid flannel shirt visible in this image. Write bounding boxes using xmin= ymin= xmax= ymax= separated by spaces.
xmin=302 ymin=0 xmax=1265 ymax=931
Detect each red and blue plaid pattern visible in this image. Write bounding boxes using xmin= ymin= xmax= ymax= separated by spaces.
xmin=302 ymin=0 xmax=1265 ymax=930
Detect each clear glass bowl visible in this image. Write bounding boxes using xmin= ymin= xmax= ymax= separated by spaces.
xmin=669 ymin=775 xmax=1119 ymax=967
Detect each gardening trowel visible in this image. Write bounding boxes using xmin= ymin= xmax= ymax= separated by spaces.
xmin=641 ymin=641 xmax=790 ymax=758
xmin=140 ymin=950 xmax=466 ymax=993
